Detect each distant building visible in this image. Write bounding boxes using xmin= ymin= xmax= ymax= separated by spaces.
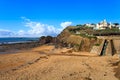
xmin=85 ymin=23 xmax=91 ymax=27
xmin=85 ymin=23 xmax=96 ymax=28
xmin=96 ymin=19 xmax=110 ymax=29
xmin=85 ymin=19 xmax=120 ymax=30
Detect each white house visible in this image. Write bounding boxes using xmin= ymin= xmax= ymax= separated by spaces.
xmin=96 ymin=19 xmax=110 ymax=29
xmin=84 ymin=19 xmax=119 ymax=30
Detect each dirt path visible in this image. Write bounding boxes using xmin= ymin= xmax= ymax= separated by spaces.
xmin=0 ymin=45 xmax=119 ymax=80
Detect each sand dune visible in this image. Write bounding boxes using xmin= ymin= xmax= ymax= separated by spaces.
xmin=0 ymin=45 xmax=119 ymax=80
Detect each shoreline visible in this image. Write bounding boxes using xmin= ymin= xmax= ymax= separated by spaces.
xmin=0 ymin=41 xmax=41 ymax=54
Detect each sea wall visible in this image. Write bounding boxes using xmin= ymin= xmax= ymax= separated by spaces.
xmin=93 ymin=36 xmax=120 ymax=56
xmin=90 ymin=40 xmax=105 ymax=55
xmin=113 ymin=40 xmax=120 ymax=54
xmin=105 ymin=40 xmax=112 ymax=56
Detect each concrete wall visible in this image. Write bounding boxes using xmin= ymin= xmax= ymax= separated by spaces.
xmin=90 ymin=36 xmax=120 ymax=56
xmin=113 ymin=40 xmax=120 ymax=54
xmin=90 ymin=40 xmax=105 ymax=55
xmin=97 ymin=36 xmax=120 ymax=40
xmin=105 ymin=40 xmax=112 ymax=56
xmin=97 ymin=36 xmax=120 ymax=55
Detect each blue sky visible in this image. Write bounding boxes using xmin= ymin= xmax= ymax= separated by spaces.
xmin=0 ymin=0 xmax=120 ymax=37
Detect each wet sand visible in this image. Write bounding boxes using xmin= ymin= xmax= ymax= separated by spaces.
xmin=0 ymin=45 xmax=119 ymax=80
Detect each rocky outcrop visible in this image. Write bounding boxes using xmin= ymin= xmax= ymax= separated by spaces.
xmin=39 ymin=36 xmax=56 ymax=45
xmin=0 ymin=42 xmax=40 ymax=53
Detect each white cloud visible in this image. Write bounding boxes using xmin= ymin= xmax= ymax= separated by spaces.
xmin=0 ymin=17 xmax=73 ymax=37
xmin=26 ymin=22 xmax=45 ymax=35
xmin=17 ymin=30 xmax=26 ymax=36
xmin=0 ymin=29 xmax=15 ymax=37
xmin=60 ymin=22 xmax=72 ymax=29
xmin=23 ymin=20 xmax=59 ymax=37
xmin=20 ymin=17 xmax=72 ymax=37
xmin=21 ymin=16 xmax=30 ymax=22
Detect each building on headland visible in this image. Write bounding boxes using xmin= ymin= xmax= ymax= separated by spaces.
xmin=85 ymin=19 xmax=120 ymax=30
xmin=96 ymin=19 xmax=109 ymax=29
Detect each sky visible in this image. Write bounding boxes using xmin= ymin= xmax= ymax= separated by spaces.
xmin=0 ymin=0 xmax=120 ymax=37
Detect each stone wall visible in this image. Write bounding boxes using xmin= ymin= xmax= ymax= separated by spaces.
xmin=90 ymin=40 xmax=105 ymax=55
xmin=113 ymin=40 xmax=120 ymax=54
xmin=96 ymin=36 xmax=120 ymax=56
xmin=90 ymin=39 xmax=120 ymax=56
xmin=105 ymin=40 xmax=112 ymax=56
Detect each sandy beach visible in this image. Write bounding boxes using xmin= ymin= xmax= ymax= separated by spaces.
xmin=0 ymin=45 xmax=120 ymax=80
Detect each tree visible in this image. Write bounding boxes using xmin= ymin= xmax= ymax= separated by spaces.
xmin=113 ymin=23 xmax=119 ymax=25
xmin=76 ymin=24 xmax=82 ymax=26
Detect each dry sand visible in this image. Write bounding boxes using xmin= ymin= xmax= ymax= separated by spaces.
xmin=0 ymin=45 xmax=119 ymax=80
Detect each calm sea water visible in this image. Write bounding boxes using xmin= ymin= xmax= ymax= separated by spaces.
xmin=0 ymin=37 xmax=39 ymax=44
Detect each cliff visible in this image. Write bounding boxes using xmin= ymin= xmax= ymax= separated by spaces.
xmin=57 ymin=26 xmax=102 ymax=52
xmin=39 ymin=26 xmax=120 ymax=56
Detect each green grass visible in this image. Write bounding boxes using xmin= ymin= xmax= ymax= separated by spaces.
xmin=67 ymin=25 xmax=120 ymax=37
xmin=94 ymin=43 xmax=100 ymax=46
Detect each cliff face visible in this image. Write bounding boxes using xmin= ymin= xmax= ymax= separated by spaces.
xmin=57 ymin=26 xmax=99 ymax=52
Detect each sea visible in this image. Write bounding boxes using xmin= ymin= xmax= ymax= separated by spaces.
xmin=0 ymin=37 xmax=39 ymax=45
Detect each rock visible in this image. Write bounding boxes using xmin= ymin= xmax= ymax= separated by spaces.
xmin=39 ymin=36 xmax=56 ymax=44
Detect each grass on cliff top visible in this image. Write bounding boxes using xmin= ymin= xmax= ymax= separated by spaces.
xmin=76 ymin=34 xmax=97 ymax=39
xmin=67 ymin=26 xmax=120 ymax=37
